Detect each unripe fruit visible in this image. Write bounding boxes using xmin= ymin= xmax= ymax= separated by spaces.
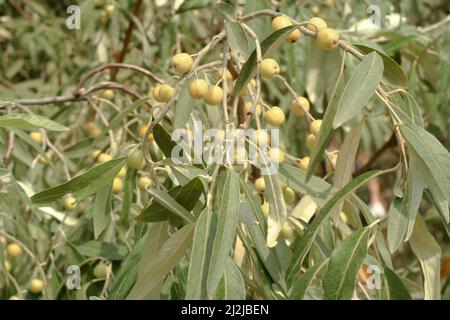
xmin=97 ymin=153 xmax=112 ymax=164
xmin=307 ymin=17 xmax=328 ymax=32
xmin=203 ymin=85 xmax=223 ymax=106
xmin=101 ymin=89 xmax=114 ymax=100
xmin=309 ymin=119 xmax=322 ymax=136
xmin=215 ymin=68 xmax=233 ymax=81
xmin=298 ymin=156 xmax=310 ymax=171
xmin=94 ymin=0 xmax=105 ymax=8
xmin=306 ymin=134 xmax=317 ymax=151
xmin=281 ymin=222 xmax=293 ymax=239
xmin=271 ymin=15 xmax=292 ymax=30
xmin=105 ymin=4 xmax=115 ymax=17
xmin=4 ymin=260 xmax=12 ymax=272
xmin=291 ymin=96 xmax=310 ymax=116
xmin=30 ymin=131 xmax=43 ymax=144
xmin=188 ymin=79 xmax=208 ymax=99
xmin=265 ymin=106 xmax=285 ymax=127
xmin=99 ymin=11 xmax=108 ymax=23
xmin=340 ymin=212 xmax=348 ymax=223
xmin=159 ymin=84 xmax=175 ymax=102
xmin=317 ymin=28 xmax=339 ymax=50
xmin=93 ymin=262 xmax=108 ymax=279
xmin=152 ymin=84 xmax=163 ymax=102
xmin=283 ymin=187 xmax=295 ymax=205
xmin=261 ymin=202 xmax=269 ymax=218
xmin=29 ymin=279 xmax=44 ymax=294
xmin=38 ymin=152 xmax=52 ymax=165
xmin=127 ymin=150 xmax=144 ymax=169
xmin=268 ymin=148 xmax=285 ymax=164
xmin=112 ymin=178 xmax=122 ymax=193
xmin=243 ymin=102 xmax=262 ymax=116
xmin=138 ymin=176 xmax=152 ymax=189
xmin=6 ymin=243 xmax=22 ymax=257
xmin=64 ymin=196 xmax=77 ymax=210
xmin=254 ymin=177 xmax=265 ymax=193
xmin=260 ymin=58 xmax=280 ymax=78
xmin=117 ymin=166 xmax=126 ymax=178
xmin=252 ymin=130 xmax=269 ymax=146
xmin=139 ymin=126 xmax=154 ymax=142
xmin=286 ymin=29 xmax=301 ymax=43
xmin=86 ymin=122 xmax=102 ymax=138
xmin=90 ymin=150 xmax=102 ymax=159
xmin=172 ymin=53 xmax=193 ymax=74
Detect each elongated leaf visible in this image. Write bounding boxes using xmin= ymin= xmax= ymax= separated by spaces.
xmin=290 ymin=259 xmax=329 ymax=300
xmin=73 ymin=240 xmax=127 ymax=260
xmin=145 ymin=188 xmax=196 ymax=223
xmin=387 ymin=197 xmax=409 ymax=253
xmin=153 ymin=124 xmax=177 ymax=158
xmin=217 ymin=1 xmax=235 ymax=21
xmin=287 ymin=169 xmax=388 ymax=283
xmin=176 ymin=0 xmax=211 ymax=13
xmin=207 ymin=169 xmax=240 ymax=297
xmin=307 ymin=51 xmax=346 ymax=180
xmin=31 ymin=157 xmax=126 ymax=204
xmin=409 ymin=215 xmax=441 ymax=300
xmin=234 ymin=25 xmax=298 ymax=95
xmin=382 ymin=266 xmax=411 ymax=300
xmin=216 ymin=257 xmax=246 ymax=300
xmin=92 ymin=185 xmax=112 ymax=239
xmin=323 ymin=227 xmax=370 ymax=300
xmin=333 ymin=52 xmax=384 ymax=128
xmin=127 ymin=223 xmax=195 ymax=299
xmin=0 ymin=113 xmax=67 ymax=131
xmin=264 ymin=173 xmax=288 ymax=248
xmin=225 ymin=21 xmax=250 ymax=61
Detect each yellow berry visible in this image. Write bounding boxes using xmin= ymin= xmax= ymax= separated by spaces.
xmin=215 ymin=68 xmax=233 ymax=81
xmin=38 ymin=152 xmax=52 ymax=165
xmin=117 ymin=166 xmax=126 ymax=178
xmin=233 ymin=147 xmax=247 ymax=163
xmin=309 ymin=119 xmax=322 ymax=136
xmin=254 ymin=177 xmax=265 ymax=193
xmin=99 ymin=11 xmax=109 ymax=23
xmin=152 ymin=84 xmax=163 ymax=101
xmin=307 ymin=17 xmax=328 ymax=32
xmin=260 ymin=58 xmax=280 ymax=78
xmin=172 ymin=53 xmax=193 ymax=74
xmin=261 ymin=202 xmax=269 ymax=218
xmin=238 ymin=79 xmax=256 ymax=97
xmin=6 ymin=243 xmax=22 ymax=257
xmin=188 ymin=79 xmax=208 ymax=99
xmin=298 ymin=156 xmax=310 ymax=171
xmin=138 ymin=176 xmax=152 ymax=189
xmin=271 ymin=15 xmax=292 ymax=30
xmin=291 ymin=96 xmax=310 ymax=116
xmin=127 ymin=150 xmax=144 ymax=169
xmin=64 ymin=196 xmax=77 ymax=210
xmin=283 ymin=187 xmax=295 ymax=205
xmin=90 ymin=150 xmax=102 ymax=159
xmin=286 ymin=29 xmax=301 ymax=43
xmin=105 ymin=4 xmax=115 ymax=17
xmin=97 ymin=153 xmax=112 ymax=164
xmin=317 ymin=28 xmax=340 ymax=50
xmin=340 ymin=212 xmax=348 ymax=223
xmin=101 ymin=89 xmax=114 ymax=100
xmin=265 ymin=106 xmax=285 ymax=127
xmin=203 ymin=85 xmax=223 ymax=106
xmin=252 ymin=130 xmax=269 ymax=146
xmin=112 ymin=178 xmax=122 ymax=193
xmin=243 ymin=102 xmax=262 ymax=116
xmin=268 ymin=148 xmax=285 ymax=164
xmin=306 ymin=134 xmax=317 ymax=151
xmin=4 ymin=260 xmax=11 ymax=272
xmin=86 ymin=122 xmax=102 ymax=138
xmin=29 ymin=279 xmax=44 ymax=294
xmin=281 ymin=222 xmax=293 ymax=239
xmin=139 ymin=126 xmax=154 ymax=142
xmin=30 ymin=131 xmax=43 ymax=144
xmin=93 ymin=262 xmax=108 ymax=279
xmin=159 ymin=84 xmax=175 ymax=102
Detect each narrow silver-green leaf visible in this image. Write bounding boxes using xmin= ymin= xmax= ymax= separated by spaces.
xmin=216 ymin=257 xmax=246 ymax=300
xmin=290 ymin=259 xmax=329 ymax=300
xmin=387 ymin=197 xmax=409 ymax=253
xmin=264 ymin=173 xmax=288 ymax=248
xmin=0 ymin=113 xmax=68 ymax=131
xmin=146 ymin=188 xmax=196 ymax=223
xmin=382 ymin=266 xmax=412 ymax=300
xmin=225 ymin=21 xmax=250 ymax=61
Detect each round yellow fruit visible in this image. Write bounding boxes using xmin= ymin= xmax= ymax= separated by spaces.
xmin=101 ymin=89 xmax=114 ymax=100
xmin=260 ymin=58 xmax=280 ymax=79
xmin=306 ymin=134 xmax=316 ymax=151
xmin=215 ymin=68 xmax=233 ymax=81
xmin=252 ymin=130 xmax=269 ymax=146
xmin=286 ymin=29 xmax=301 ymax=43
xmin=30 ymin=131 xmax=43 ymax=144
xmin=29 ymin=279 xmax=44 ymax=294
xmin=307 ymin=17 xmax=328 ymax=32
xmin=86 ymin=122 xmax=102 ymax=138
xmin=309 ymin=119 xmax=322 ymax=136
xmin=317 ymin=28 xmax=339 ymax=50
xmin=38 ymin=152 xmax=52 ymax=165
xmin=4 ymin=260 xmax=12 ymax=272
xmin=254 ymin=177 xmax=265 ymax=193
xmin=268 ymin=148 xmax=285 ymax=164
xmin=159 ymin=84 xmax=175 ymax=103
xmin=203 ymin=85 xmax=223 ymax=106
xmin=172 ymin=53 xmax=193 ymax=74
xmin=261 ymin=202 xmax=269 ymax=218
xmin=271 ymin=15 xmax=292 ymax=30
xmin=127 ymin=150 xmax=144 ymax=169
xmin=6 ymin=243 xmax=22 ymax=257
xmin=112 ymin=178 xmax=122 ymax=193
xmin=188 ymin=79 xmax=208 ymax=99
xmin=138 ymin=176 xmax=152 ymax=190
xmin=291 ymin=96 xmax=310 ymax=116
xmin=105 ymin=4 xmax=115 ymax=17
xmin=265 ymin=106 xmax=285 ymax=127
xmin=283 ymin=187 xmax=295 ymax=205
xmin=281 ymin=222 xmax=293 ymax=239
xmin=90 ymin=150 xmax=102 ymax=159
xmin=233 ymin=147 xmax=247 ymax=163
xmin=93 ymin=262 xmax=108 ymax=279
xmin=139 ymin=126 xmax=154 ymax=142
xmin=152 ymin=84 xmax=163 ymax=102
xmin=64 ymin=196 xmax=77 ymax=210
xmin=298 ymin=156 xmax=310 ymax=171
xmin=97 ymin=153 xmax=112 ymax=164
xmin=117 ymin=166 xmax=126 ymax=178
xmin=243 ymin=102 xmax=262 ymax=116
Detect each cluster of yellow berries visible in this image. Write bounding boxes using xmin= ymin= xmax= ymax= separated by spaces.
xmin=97 ymin=0 xmax=115 ymax=24
xmin=298 ymin=119 xmax=323 ymax=171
